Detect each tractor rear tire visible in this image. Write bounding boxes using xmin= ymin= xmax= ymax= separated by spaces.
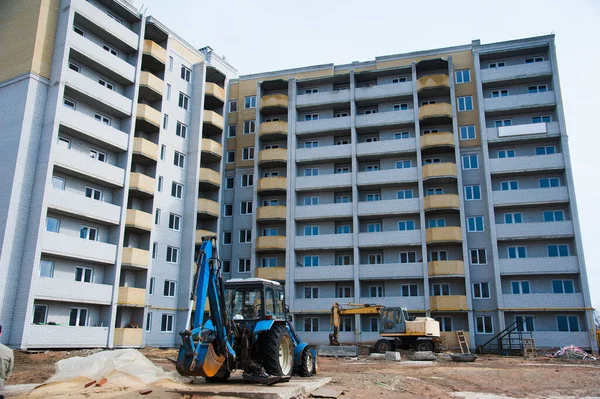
xmin=375 ymin=339 xmax=392 ymax=353
xmin=298 ymin=347 xmax=313 ymax=377
xmin=261 ymin=324 xmax=293 ymax=376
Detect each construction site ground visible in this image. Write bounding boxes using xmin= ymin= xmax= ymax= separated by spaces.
xmin=4 ymin=347 xmax=600 ymax=398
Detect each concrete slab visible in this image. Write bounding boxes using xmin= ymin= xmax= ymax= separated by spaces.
xmin=318 ymin=346 xmax=358 ymax=357
xmin=385 ymin=351 xmax=401 ymax=361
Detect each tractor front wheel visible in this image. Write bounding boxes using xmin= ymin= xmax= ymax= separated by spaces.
xmin=261 ymin=324 xmax=293 ymax=376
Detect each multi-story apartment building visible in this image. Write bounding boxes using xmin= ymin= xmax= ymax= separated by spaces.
xmin=0 ymin=0 xmax=595 ymax=352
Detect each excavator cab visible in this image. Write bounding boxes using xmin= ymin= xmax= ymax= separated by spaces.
xmin=380 ymin=307 xmax=409 ymax=334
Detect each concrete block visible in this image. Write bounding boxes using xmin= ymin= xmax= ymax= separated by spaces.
xmin=411 ymin=351 xmax=436 ymax=361
xmin=318 ymin=345 xmax=359 ymax=357
xmin=385 ymin=351 xmax=401 ymax=361
xmin=368 ymin=353 xmax=386 ymax=360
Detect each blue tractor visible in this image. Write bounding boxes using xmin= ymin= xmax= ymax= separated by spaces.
xmin=176 ymin=237 xmax=318 ymax=384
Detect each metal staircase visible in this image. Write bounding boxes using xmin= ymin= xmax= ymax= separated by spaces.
xmin=477 ymin=319 xmax=533 ymax=355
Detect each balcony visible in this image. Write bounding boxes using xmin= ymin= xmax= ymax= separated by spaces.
xmin=294 ymin=298 xmax=337 ymax=313
xmin=429 ymin=295 xmax=468 ymax=311
xmin=357 ymin=168 xmax=418 ymax=186
xmin=201 ymin=138 xmax=223 ymax=163
xmin=487 ymin=121 xmax=560 ymax=142
xmin=355 ymin=110 xmax=414 ymax=129
xmin=53 ymin=146 xmax=124 ymax=187
xmin=257 ymin=176 xmax=287 ymax=194
xmin=296 ymin=116 xmax=351 ymax=135
xmin=502 ymin=293 xmax=585 ymax=310
xmin=480 ymin=61 xmax=553 ymax=84
xmin=258 ymin=148 xmax=287 ymax=166
xmin=195 ymin=229 xmax=217 ymax=244
xmin=256 ymin=267 xmax=286 ymax=281
xmin=142 ymin=40 xmax=167 ymax=72
xmin=295 ymin=202 xmax=352 ymax=220
xmin=125 ymin=209 xmax=152 ymax=232
xmin=358 ymin=262 xmax=423 ymax=280
xmin=357 ymin=198 xmax=419 ymax=217
xmin=259 ymin=121 xmax=287 ymax=141
xmin=113 ymin=328 xmax=143 ymax=347
xmin=358 ymin=230 xmax=421 ymax=248
xmin=496 ymin=221 xmax=574 ymax=240
xmin=297 ymin=90 xmax=350 ymax=108
xmin=136 ymin=104 xmax=161 ymax=133
xmin=197 ymin=198 xmax=219 ymax=218
xmin=203 ymin=110 xmax=224 ymax=134
xmin=35 ymin=277 xmax=113 ymax=305
xmin=493 ymin=186 xmax=569 ymax=207
xmin=417 ymin=74 xmax=450 ymax=92
xmin=499 ymin=256 xmax=579 ymax=275
xmin=117 ymin=287 xmax=146 ymax=307
xmin=418 ymin=103 xmax=452 ymax=122
xmin=205 ymin=82 xmax=225 ymax=103
xmin=489 ymin=153 xmax=564 ymax=175
xmin=484 ymin=91 xmax=556 ymax=114
xmin=256 ymin=206 xmax=287 ymax=222
xmin=355 ymin=81 xmax=412 ymax=101
xmin=138 ymin=71 xmax=164 ymax=102
xmin=422 ymin=162 xmax=457 ymax=180
xmin=132 ymin=137 xmax=158 ymax=163
xmin=296 ymin=144 xmax=351 ymax=163
xmin=359 ymin=296 xmax=426 ymax=311
xmin=255 ymin=236 xmax=286 ymax=252
xmin=295 ymin=173 xmax=351 ymax=191
xmin=129 ymin=172 xmax=155 ymax=198
xmin=428 ymin=260 xmax=464 ymax=277
xmin=295 ymin=266 xmax=353 ymax=282
xmin=41 ymin=231 xmax=117 ymax=264
xmin=295 ymin=234 xmax=353 ymax=250
xmin=423 ymin=194 xmax=460 ymax=212
xmin=46 ymin=188 xmax=121 ymax=225
xmin=64 ymin=69 xmax=132 ymax=117
xmin=420 ymin=132 xmax=455 ymax=150
xmin=356 ymin=138 xmax=417 ymax=157
xmin=59 ymin=107 xmax=128 ymax=151
xmin=27 ymin=325 xmax=109 ymax=348
xmin=426 ymin=226 xmax=462 ymax=244
xmin=72 ymin=0 xmax=138 ymax=50
xmin=260 ymin=94 xmax=288 ymax=114
xmin=121 ymin=247 xmax=150 ymax=270
xmin=199 ymin=168 xmax=221 ymax=189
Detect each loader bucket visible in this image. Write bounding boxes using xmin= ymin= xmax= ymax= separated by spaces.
xmin=176 ymin=342 xmax=225 ymax=377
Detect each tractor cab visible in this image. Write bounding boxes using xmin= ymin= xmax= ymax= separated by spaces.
xmin=380 ymin=307 xmax=410 ymax=334
xmin=224 ymin=278 xmax=286 ymax=324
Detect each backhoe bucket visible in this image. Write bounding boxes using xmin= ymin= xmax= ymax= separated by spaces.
xmin=176 ymin=341 xmax=225 ymax=377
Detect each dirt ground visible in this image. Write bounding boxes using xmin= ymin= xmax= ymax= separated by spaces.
xmin=5 ymin=348 xmax=600 ymax=398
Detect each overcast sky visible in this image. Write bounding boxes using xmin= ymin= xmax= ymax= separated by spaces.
xmin=139 ymin=0 xmax=600 ymax=307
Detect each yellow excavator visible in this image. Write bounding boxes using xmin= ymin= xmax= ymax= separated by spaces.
xmin=329 ymin=302 xmax=441 ymax=352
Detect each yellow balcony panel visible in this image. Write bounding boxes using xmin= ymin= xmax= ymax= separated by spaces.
xmin=197 ymin=198 xmax=219 ymax=218
xmin=136 ymin=104 xmax=161 ymax=132
xmin=426 ymin=226 xmax=462 ymax=244
xmin=132 ymin=137 xmax=158 ymax=162
xmin=428 ymin=260 xmax=465 ymax=277
xmin=417 ymin=74 xmax=450 ymax=92
xmin=129 ymin=172 xmax=155 ymax=197
xmin=256 ymin=236 xmax=286 ymax=252
xmin=420 ymin=132 xmax=455 ymax=150
xmin=256 ymin=267 xmax=286 ymax=281
xmin=422 ymin=162 xmax=457 ymax=180
xmin=440 ymin=331 xmax=470 ymax=350
xmin=199 ymin=168 xmax=221 ymax=189
xmin=258 ymin=148 xmax=287 ymax=166
xmin=203 ymin=110 xmax=224 ymax=132
xmin=139 ymin=71 xmax=164 ymax=102
xmin=423 ymin=194 xmax=460 ymax=212
xmin=113 ymin=328 xmax=143 ymax=347
xmin=259 ymin=121 xmax=288 ymax=141
xmin=418 ymin=103 xmax=452 ymax=121
xmin=260 ymin=94 xmax=289 ymax=113
xmin=257 ymin=176 xmax=287 ymax=194
xmin=117 ymin=287 xmax=146 ymax=307
xmin=142 ymin=39 xmax=167 ymax=66
xmin=430 ymin=295 xmax=468 ymax=311
xmin=121 ymin=247 xmax=150 ymax=269
xmin=205 ymin=82 xmax=225 ymax=103
xmin=256 ymin=205 xmax=287 ymax=222
xmin=195 ymin=229 xmax=217 ymax=244
xmin=125 ymin=209 xmax=152 ymax=232
xmin=201 ymin=138 xmax=223 ymax=162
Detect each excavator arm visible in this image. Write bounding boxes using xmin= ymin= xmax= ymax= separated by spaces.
xmin=329 ymin=303 xmax=384 ymax=346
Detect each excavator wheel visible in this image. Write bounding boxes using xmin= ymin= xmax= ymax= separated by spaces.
xmin=416 ymin=341 xmax=434 ymax=352
xmin=375 ymin=339 xmax=392 ymax=353
xmin=260 ymin=324 xmax=293 ymax=376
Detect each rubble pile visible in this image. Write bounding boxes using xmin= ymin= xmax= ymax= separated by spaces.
xmin=552 ymin=345 xmax=596 ymax=360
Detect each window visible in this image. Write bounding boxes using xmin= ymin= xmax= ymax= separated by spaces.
xmin=429 ymin=250 xmax=447 ymax=261
xmin=304 ymin=256 xmax=319 ymax=267
xmin=508 ymin=246 xmax=527 ymax=259
xmin=525 ymin=56 xmax=544 ymax=64
xmin=226 ymin=151 xmax=236 ymax=163
xmin=33 ymin=304 xmax=48 ymax=324
xmin=242 ymin=147 xmax=255 ymax=160
xmin=397 ymin=189 xmax=413 ymax=199
xmin=428 ymin=219 xmax=446 ymax=228
xmin=369 ymin=286 xmax=384 ymax=298
xmin=79 ymin=226 xmax=98 ymax=241
xmin=455 ymin=69 xmax=471 ymax=83
xmin=511 ymin=281 xmax=531 ymax=294
xmin=464 ymin=185 xmax=481 ymax=201
xmin=157 ymin=176 xmax=163 ymax=192
xmin=168 ymin=56 xmax=173 ymax=72
xmin=102 ymin=43 xmax=118 ymax=56
xmin=166 ymin=246 xmax=179 ymax=263
xmin=476 ymin=316 xmax=493 ymax=334
xmin=462 ymin=154 xmax=479 ymax=169
xmin=366 ymin=193 xmax=380 ymax=202
xmin=264 ymin=171 xmax=279 ymax=178
xmin=263 ymin=199 xmax=279 ymax=206
xmin=504 ymin=212 xmax=523 ymax=224
xmin=432 ymin=283 xmax=450 ymax=296
xmin=370 ymin=317 xmax=379 ymax=332
xmin=473 ymin=282 xmax=491 ymax=299
xmin=304 ymin=88 xmax=319 ymax=94
xmin=391 ymin=77 xmax=407 ymax=83
xmin=497 ymin=149 xmax=516 ymax=158
xmin=83 ymin=186 xmax=102 ymax=201
xmin=176 ymin=122 xmax=188 ymax=138
xmin=336 ymin=225 xmax=350 ymax=234
xmin=400 ymin=284 xmax=418 ymax=297
xmin=173 ymin=151 xmax=185 ymax=168
xmin=539 ymin=177 xmax=560 ymax=188
xmin=339 ymin=317 xmax=353 ymax=332
xmin=457 ymin=96 xmax=473 ymax=111
xmin=421 ymin=100 xmax=436 ymax=106
xmin=154 ymin=208 xmax=161 ymax=225
xmin=161 ymin=314 xmax=174 ymax=332
xmin=69 ymin=308 xmax=88 ymax=326
xmin=491 ymin=89 xmax=509 ymax=98
xmin=40 ymin=260 xmax=54 ymax=278
xmin=244 ymin=95 xmax=256 ymax=109
xmin=395 ymin=160 xmax=411 ymax=169
xmin=75 ymin=267 xmax=93 ymax=283
xmin=304 ymin=287 xmax=319 ymax=299
xmin=146 ymin=312 xmax=152 ymax=332
xmin=227 ymin=124 xmax=237 ymax=137
xmin=304 ymin=113 xmax=319 ymax=121
xmin=178 ymin=92 xmax=189 ymax=110
xmin=467 ymin=216 xmax=484 ymax=232
xmin=368 ymin=254 xmax=382 ymax=264
xmin=149 ymin=277 xmax=155 ymax=295
xmin=495 ymin=119 xmax=512 ymax=127
xmin=335 ymin=167 xmax=350 ymax=174
xmin=46 ymin=216 xmax=60 ymax=233
xmin=367 ymin=223 xmax=381 ymax=233
xmin=304 ymin=226 xmax=319 ymax=236
xmin=424 ymin=157 xmax=441 ymax=164
xmin=223 ymin=231 xmax=232 ymax=245
xmin=304 ymin=196 xmax=319 ymax=205
xmin=224 ymin=204 xmax=233 ymax=217
xmin=304 ymin=168 xmax=319 ymax=177
xmin=399 ymin=252 xmax=416 ymax=264
xmin=63 ymin=98 xmax=76 ymax=110
xmin=470 ymin=249 xmax=487 ymax=265
xmin=98 ymin=78 xmax=115 ymax=90
xmin=336 ymin=195 xmax=350 ymax=203
xmin=243 ymin=120 xmax=256 ymax=134
xmin=435 ymin=316 xmax=453 ymax=332
xmin=94 ymin=113 xmax=111 ymax=125
xmin=488 ymin=61 xmax=505 ymax=68
xmin=426 ymin=187 xmax=443 ymax=196
xmin=222 ymin=260 xmax=231 ymax=273
xmin=225 ymin=177 xmax=234 ymax=189
xmin=304 ymin=317 xmax=319 ymax=332
xmin=365 ymin=164 xmax=379 ymax=172
xmin=166 ymin=84 xmax=171 ymax=100
xmin=334 ymin=112 xmax=349 ymax=118
xmin=73 ymin=25 xmax=85 ymax=36
xmin=363 ymin=108 xmax=378 ymax=114
xmin=180 ymin=65 xmax=191 ymax=82
xmin=304 ymin=141 xmax=319 ymax=148
xmin=334 ymin=286 xmax=351 ymax=299
xmin=548 ymin=244 xmax=570 ymax=257
xmin=501 ymin=180 xmax=519 ymax=191
xmin=160 ymin=145 xmax=166 ymax=160
xmin=532 ymin=115 xmax=552 ymax=123
xmin=229 ymin=100 xmax=238 ymax=112
xmin=544 ymin=210 xmax=565 ymax=222
xmin=241 ymin=174 xmax=254 ymax=187
xmin=239 ymin=229 xmax=252 ymax=243
xmin=164 ymin=280 xmax=176 ymax=297
xmin=393 ymin=103 xmax=408 ymax=111
xmin=240 ymin=201 xmax=253 ymax=215
xmin=171 ymin=182 xmax=183 ymax=199
xmin=557 ymin=315 xmax=579 ymax=332
xmin=365 ymin=136 xmax=379 ymax=143
xmin=336 ymin=255 xmax=352 ymax=265
xmin=262 ymin=257 xmax=277 ymax=268
xmin=88 ymin=149 xmax=107 ymax=163
xmin=395 ymin=131 xmax=410 ymax=140
xmin=459 ymin=125 xmax=476 ymax=140
xmin=152 ymin=243 xmax=158 ymax=260
xmin=536 ymin=146 xmax=556 ymax=155
xmin=528 ymin=85 xmax=548 ymax=93
xmin=168 ymin=214 xmax=181 ymax=231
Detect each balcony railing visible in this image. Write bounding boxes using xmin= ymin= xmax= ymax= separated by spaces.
xmin=417 ymin=74 xmax=449 ymax=92
xmin=117 ymin=287 xmax=145 ymax=307
xmin=197 ymin=198 xmax=219 ymax=218
xmin=422 ymin=162 xmax=457 ymax=180
xmin=429 ymin=295 xmax=468 ymax=311
xmin=121 ymin=247 xmax=150 ymax=269
xmin=423 ymin=194 xmax=460 ymax=212
xmin=256 ymin=236 xmax=286 ymax=252
xmin=256 ymin=267 xmax=286 ymax=281
xmin=426 ymin=226 xmax=462 ymax=244
xmin=125 ymin=209 xmax=152 ymax=232
xmin=420 ymin=132 xmax=455 ymax=150
xmin=256 ymin=206 xmax=287 ymax=222
xmin=428 ymin=260 xmax=464 ymax=276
